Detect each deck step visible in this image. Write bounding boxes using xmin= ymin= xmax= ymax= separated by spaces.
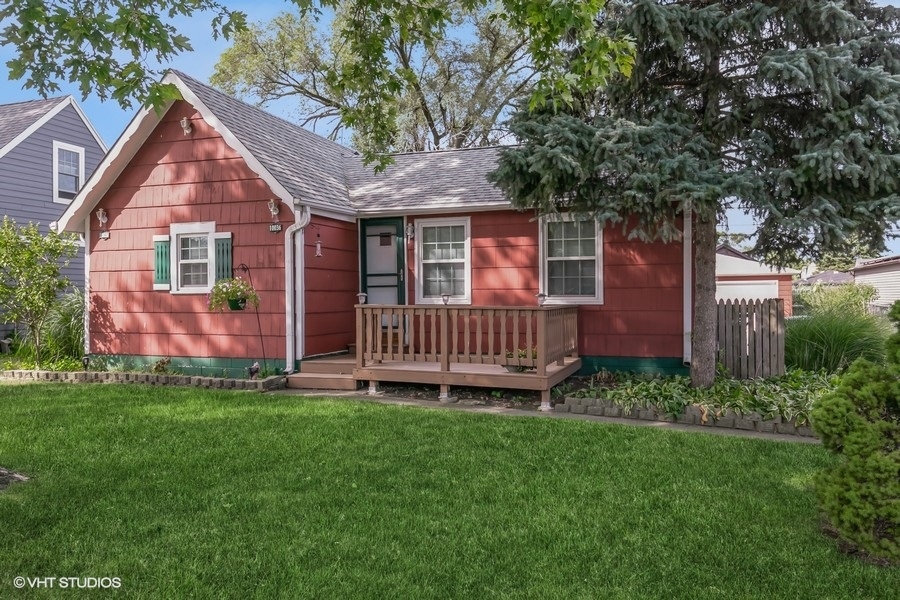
xmin=300 ymin=359 xmax=355 ymax=375
xmin=286 ymin=372 xmax=359 ymax=390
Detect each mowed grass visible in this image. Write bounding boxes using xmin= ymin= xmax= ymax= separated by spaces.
xmin=0 ymin=385 xmax=895 ymax=599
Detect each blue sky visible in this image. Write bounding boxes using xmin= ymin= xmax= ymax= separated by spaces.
xmin=1 ymin=1 xmax=898 ymax=257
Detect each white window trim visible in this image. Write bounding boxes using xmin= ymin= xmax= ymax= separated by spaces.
xmin=52 ymin=141 xmax=85 ymax=204
xmin=414 ymin=216 xmax=472 ymax=305
xmin=168 ymin=222 xmax=231 ymax=295
xmin=539 ymin=214 xmax=604 ymax=305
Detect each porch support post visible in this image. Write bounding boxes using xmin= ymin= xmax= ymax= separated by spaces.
xmin=368 ymin=380 xmax=379 ymax=395
xmin=356 ymin=305 xmax=364 ymax=369
xmin=539 ymin=389 xmax=552 ymax=412
xmin=439 ymin=308 xmax=449 ymax=372
xmin=438 ymin=384 xmax=456 ymax=403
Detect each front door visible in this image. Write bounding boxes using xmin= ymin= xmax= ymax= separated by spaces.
xmin=361 ymin=218 xmax=406 ymax=310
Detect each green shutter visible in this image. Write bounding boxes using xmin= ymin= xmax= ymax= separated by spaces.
xmin=215 ymin=236 xmax=232 ymax=281
xmin=154 ymin=239 xmax=170 ymax=287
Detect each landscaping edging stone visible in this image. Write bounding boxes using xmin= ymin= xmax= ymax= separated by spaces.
xmin=0 ymin=370 xmax=285 ymax=392
xmin=557 ymin=396 xmax=816 ymax=437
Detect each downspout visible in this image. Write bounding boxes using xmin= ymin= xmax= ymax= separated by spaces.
xmin=285 ymin=203 xmax=311 ymax=373
xmin=683 ymin=202 xmax=693 ymax=364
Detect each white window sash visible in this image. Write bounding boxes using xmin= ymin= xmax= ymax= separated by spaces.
xmin=539 ymin=214 xmax=604 ymax=305
xmin=52 ymin=141 xmax=85 ymax=204
xmin=415 ymin=216 xmax=472 ymax=305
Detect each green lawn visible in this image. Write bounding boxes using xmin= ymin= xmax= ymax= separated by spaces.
xmin=0 ymin=384 xmax=895 ymax=599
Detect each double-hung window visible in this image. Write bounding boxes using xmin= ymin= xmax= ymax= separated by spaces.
xmin=53 ymin=141 xmax=85 ymax=203
xmin=153 ymin=222 xmax=232 ymax=293
xmin=415 ymin=217 xmax=471 ymax=304
xmin=540 ymin=214 xmax=603 ymax=304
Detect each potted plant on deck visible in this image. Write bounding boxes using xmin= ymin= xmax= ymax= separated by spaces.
xmin=208 ymin=277 xmax=260 ymax=311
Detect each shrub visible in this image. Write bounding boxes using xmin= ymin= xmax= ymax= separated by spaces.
xmin=42 ymin=289 xmax=85 ymax=360
xmin=793 ymin=283 xmax=878 ymax=316
xmin=811 ymin=299 xmax=900 ymax=563
xmin=785 ymin=310 xmax=891 ymax=373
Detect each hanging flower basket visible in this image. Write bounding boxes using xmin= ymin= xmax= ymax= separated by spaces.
xmin=208 ymin=277 xmax=260 ymax=312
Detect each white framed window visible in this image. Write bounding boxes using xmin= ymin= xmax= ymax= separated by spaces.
xmin=53 ymin=141 xmax=85 ymax=204
xmin=415 ymin=217 xmax=471 ymax=305
xmin=539 ymin=214 xmax=603 ymax=305
xmin=157 ymin=222 xmax=231 ymax=294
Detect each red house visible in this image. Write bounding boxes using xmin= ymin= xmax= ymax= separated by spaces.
xmin=57 ymin=71 xmax=693 ymax=407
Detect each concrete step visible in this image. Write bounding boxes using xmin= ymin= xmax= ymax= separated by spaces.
xmin=286 ymin=372 xmax=359 ymax=390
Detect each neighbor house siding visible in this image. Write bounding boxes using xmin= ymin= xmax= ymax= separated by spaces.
xmin=405 ymin=210 xmax=684 ymax=359
xmin=854 ymin=263 xmax=900 ymax=308
xmin=0 ymin=104 xmax=103 ymax=289
xmin=303 ymin=214 xmax=358 ymax=356
xmin=88 ymin=101 xmax=289 ymax=361
xmin=716 ymin=274 xmax=794 ymax=316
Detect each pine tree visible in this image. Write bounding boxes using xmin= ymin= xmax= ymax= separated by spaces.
xmin=491 ymin=0 xmax=900 ymax=387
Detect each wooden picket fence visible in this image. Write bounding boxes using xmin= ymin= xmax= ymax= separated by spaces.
xmin=716 ymin=298 xmax=785 ymax=379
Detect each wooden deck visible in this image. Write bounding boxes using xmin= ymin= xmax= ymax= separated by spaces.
xmin=352 ymin=305 xmax=581 ymax=410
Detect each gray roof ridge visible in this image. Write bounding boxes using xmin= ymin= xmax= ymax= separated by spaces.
xmin=168 ymin=69 xmax=354 ymax=157
xmin=0 ymin=96 xmax=68 ymax=110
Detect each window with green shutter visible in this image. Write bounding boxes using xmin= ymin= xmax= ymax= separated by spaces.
xmin=154 ymin=224 xmax=231 ymax=293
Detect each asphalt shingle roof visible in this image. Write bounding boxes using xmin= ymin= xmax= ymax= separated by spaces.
xmin=173 ymin=71 xmax=354 ymax=210
xmin=345 ymin=147 xmax=508 ymax=212
xmin=0 ymin=97 xmax=67 ymax=152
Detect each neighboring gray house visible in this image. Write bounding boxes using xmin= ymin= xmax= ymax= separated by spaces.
xmin=852 ymin=254 xmax=900 ymax=310
xmin=0 ymin=96 xmax=107 ymax=289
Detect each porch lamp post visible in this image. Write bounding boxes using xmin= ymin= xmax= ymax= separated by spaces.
xmin=536 ymin=292 xmax=546 ymax=306
xmin=356 ymin=292 xmax=367 ymax=305
xmin=441 ymin=293 xmax=450 ymax=305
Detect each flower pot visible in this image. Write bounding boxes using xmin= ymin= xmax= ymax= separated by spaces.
xmin=228 ymin=297 xmax=247 ymax=311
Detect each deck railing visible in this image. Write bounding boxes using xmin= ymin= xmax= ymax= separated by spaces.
xmin=355 ymin=305 xmax=579 ymax=375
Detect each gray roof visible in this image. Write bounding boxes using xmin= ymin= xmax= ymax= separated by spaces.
xmin=173 ymin=71 xmax=354 ymax=211
xmin=853 ymin=254 xmax=900 ymax=272
xmin=0 ymin=97 xmax=67 ymax=151
xmin=345 ymin=147 xmax=508 ymax=212
xmin=799 ymin=270 xmax=854 ymax=285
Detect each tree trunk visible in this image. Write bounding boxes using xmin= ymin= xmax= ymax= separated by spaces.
xmin=690 ymin=214 xmax=718 ymax=388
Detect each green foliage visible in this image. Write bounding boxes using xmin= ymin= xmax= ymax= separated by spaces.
xmin=576 ymin=369 xmax=837 ymax=425
xmin=0 ymin=0 xmax=245 ymax=108
xmin=41 ymin=289 xmax=85 ymax=361
xmin=490 ymin=0 xmax=900 ymax=387
xmin=0 ymin=217 xmax=78 ymax=369
xmin=793 ymin=283 xmax=879 ymax=316
xmin=785 ymin=311 xmax=892 ymax=373
xmin=811 ymin=360 xmax=900 ymax=562
xmin=212 ymin=4 xmax=535 ymax=153
xmin=2 ymin=0 xmax=632 ymax=167
xmin=810 ymin=299 xmax=900 ymax=562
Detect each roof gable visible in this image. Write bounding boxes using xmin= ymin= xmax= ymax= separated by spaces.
xmin=0 ymin=97 xmax=68 ymax=159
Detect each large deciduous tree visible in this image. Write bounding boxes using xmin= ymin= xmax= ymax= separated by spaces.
xmin=0 ymin=0 xmax=633 ymax=165
xmin=491 ymin=0 xmax=900 ymax=387
xmin=0 ymin=218 xmax=78 ymax=369
xmin=212 ymin=4 xmax=533 ymax=153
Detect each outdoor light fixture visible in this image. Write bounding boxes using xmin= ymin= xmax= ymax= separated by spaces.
xmin=96 ymin=208 xmax=109 ymax=239
xmin=441 ymin=293 xmax=450 ymax=305
xmin=180 ymin=116 xmax=192 ymax=135
xmin=406 ymin=223 xmax=415 ymax=239
xmin=356 ymin=292 xmax=368 ymax=305
xmin=536 ymin=292 xmax=547 ymax=306
xmin=267 ymin=199 xmax=280 ymax=221
xmin=81 ymin=356 xmax=90 ymax=371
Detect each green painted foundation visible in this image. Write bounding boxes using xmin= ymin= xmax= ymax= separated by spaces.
xmin=577 ymin=356 xmax=689 ymax=377
xmin=86 ymin=355 xmax=277 ymax=379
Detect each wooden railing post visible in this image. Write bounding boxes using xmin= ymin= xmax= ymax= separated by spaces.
xmin=440 ymin=307 xmax=449 ymax=372
xmin=355 ymin=305 xmax=364 ymax=369
xmin=536 ymin=308 xmax=547 ymax=377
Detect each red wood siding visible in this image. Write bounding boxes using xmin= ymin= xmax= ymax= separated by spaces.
xmin=406 ymin=211 xmax=684 ymax=358
xmin=89 ymin=101 xmax=290 ymax=360
xmin=716 ymin=274 xmax=795 ymax=316
xmin=303 ymin=215 xmax=358 ymax=355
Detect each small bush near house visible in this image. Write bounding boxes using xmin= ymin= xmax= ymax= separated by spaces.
xmin=574 ymin=368 xmax=837 ymax=425
xmin=785 ymin=310 xmax=891 ymax=373
xmin=811 ymin=300 xmax=900 ymax=564
xmin=3 ymin=290 xmax=85 ymax=370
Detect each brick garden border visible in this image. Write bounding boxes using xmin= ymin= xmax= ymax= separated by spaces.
xmin=0 ymin=370 xmax=285 ymax=392
xmin=557 ymin=396 xmax=816 ymax=437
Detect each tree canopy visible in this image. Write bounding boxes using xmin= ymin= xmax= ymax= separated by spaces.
xmin=0 ymin=0 xmax=634 ymax=164
xmin=212 ymin=4 xmax=534 ymax=154
xmin=490 ymin=0 xmax=900 ymax=386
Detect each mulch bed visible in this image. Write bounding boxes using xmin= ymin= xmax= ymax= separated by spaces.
xmin=820 ymin=518 xmax=898 ymax=568
xmin=0 ymin=466 xmax=28 ymax=492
